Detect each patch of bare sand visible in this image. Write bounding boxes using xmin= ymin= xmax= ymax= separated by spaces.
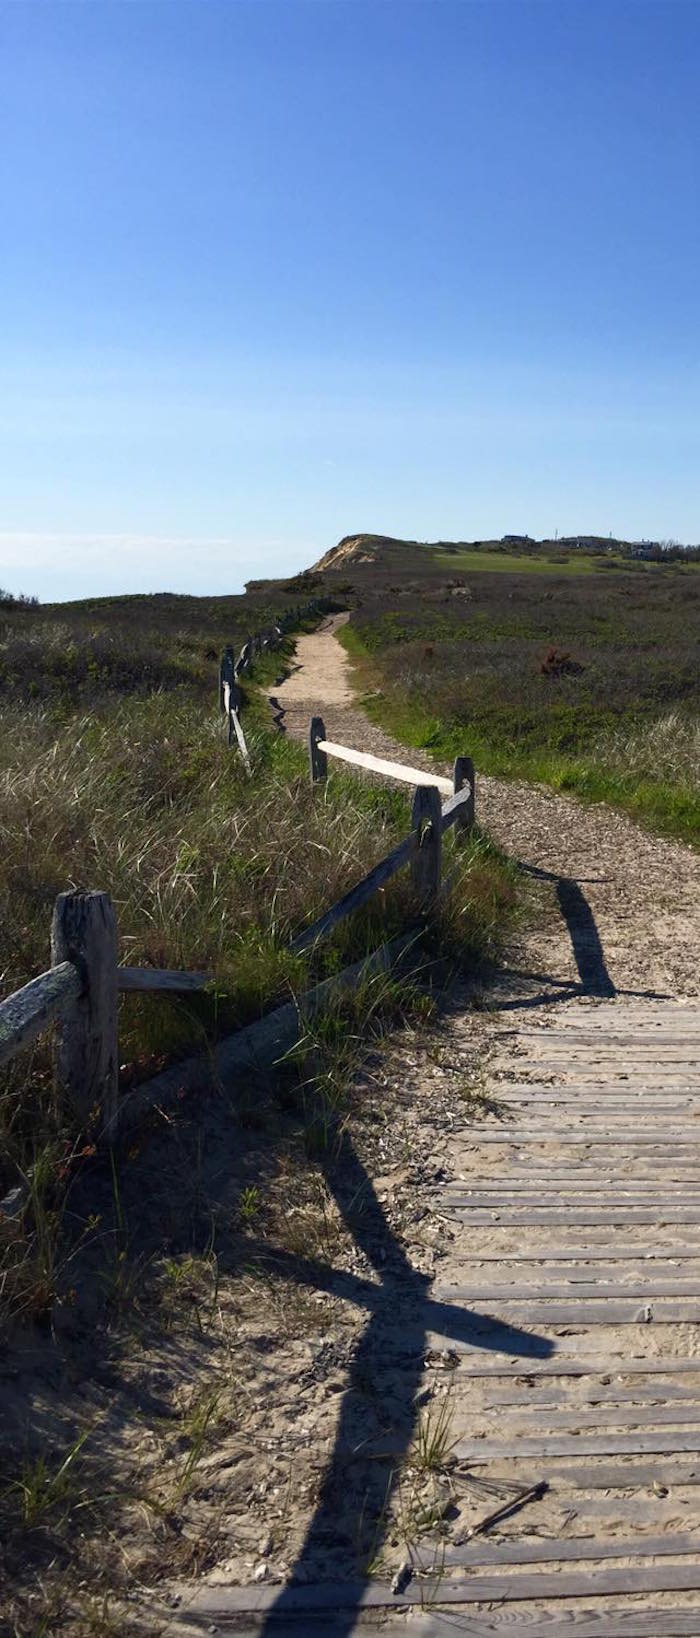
xmin=271 ymin=611 xmax=353 ymax=707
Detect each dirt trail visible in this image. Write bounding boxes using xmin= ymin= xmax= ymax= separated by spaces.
xmin=167 ymin=618 xmax=700 ymax=1636
xmin=272 ymin=612 xmax=700 ymax=1001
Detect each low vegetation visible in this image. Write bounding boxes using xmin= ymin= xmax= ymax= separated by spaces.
xmin=0 ymin=581 xmax=517 ymax=1634
xmin=322 ymin=538 xmax=700 ymax=846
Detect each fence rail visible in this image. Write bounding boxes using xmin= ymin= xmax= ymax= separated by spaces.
xmin=1 ymin=607 xmax=476 ymax=1146
xmin=314 ymin=737 xmax=454 ymax=796
xmin=219 ymin=596 xmax=331 ymax=769
xmin=293 ymin=718 xmax=475 ymax=953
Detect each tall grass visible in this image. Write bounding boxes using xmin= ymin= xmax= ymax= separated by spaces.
xmin=0 ymin=617 xmax=516 ymax=1327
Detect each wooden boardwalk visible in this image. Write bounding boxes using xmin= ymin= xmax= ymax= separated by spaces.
xmin=173 ymin=998 xmax=700 ymax=1634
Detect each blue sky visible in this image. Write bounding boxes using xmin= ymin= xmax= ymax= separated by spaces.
xmin=1 ymin=0 xmax=699 ymax=600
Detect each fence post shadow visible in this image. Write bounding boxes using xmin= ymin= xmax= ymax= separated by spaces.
xmin=255 ymin=1129 xmax=554 ymax=1637
xmin=518 ymin=862 xmax=617 ymax=998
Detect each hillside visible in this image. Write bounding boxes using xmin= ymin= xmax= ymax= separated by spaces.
xmin=312 ymin=529 xmax=700 ymax=577
xmin=307 ymin=529 xmax=700 ymax=847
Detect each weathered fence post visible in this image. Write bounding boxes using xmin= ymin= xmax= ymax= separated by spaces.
xmin=411 ymin=785 xmax=442 ymax=906
xmin=219 ymin=647 xmax=235 ymax=713
xmin=51 ymin=892 xmax=119 ymax=1133
xmin=309 ymin=716 xmax=328 ymax=784
xmin=453 ymin=755 xmax=475 ymax=838
xmin=226 ymin=681 xmax=243 ymax=745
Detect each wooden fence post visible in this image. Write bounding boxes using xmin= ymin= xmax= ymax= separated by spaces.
xmin=453 ymin=755 xmax=475 ymax=838
xmin=219 ymin=647 xmax=235 ymax=713
xmin=51 ymin=892 xmax=118 ymax=1133
xmin=309 ymin=716 xmax=328 ymax=784
xmin=411 ymin=785 xmax=442 ymax=906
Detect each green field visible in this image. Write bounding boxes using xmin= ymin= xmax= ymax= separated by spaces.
xmin=324 ymin=541 xmax=700 ymax=849
xmin=432 ymin=548 xmax=605 ymax=574
xmin=431 ymin=549 xmax=700 ymax=576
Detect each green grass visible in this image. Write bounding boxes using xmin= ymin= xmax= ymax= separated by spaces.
xmin=430 ymin=548 xmax=700 ymax=576
xmin=357 ymin=683 xmax=700 ymax=844
xmin=339 ymin=574 xmax=700 ymax=849
xmin=0 ymin=583 xmax=523 ymax=1635
xmin=431 ymin=548 xmax=605 ymax=574
xmin=0 ymin=591 xmax=518 ymax=1331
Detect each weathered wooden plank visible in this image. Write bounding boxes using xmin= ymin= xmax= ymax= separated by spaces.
xmin=517 ymin=1030 xmax=700 ymax=1044
xmin=440 ymin=1356 xmax=700 ymax=1378
xmin=454 ymin=1429 xmax=700 ymax=1458
xmin=308 ymin=715 xmax=327 ymax=784
xmin=0 ymin=960 xmax=81 ymax=1068
xmin=457 ymin=1130 xmax=700 ymax=1143
xmin=436 ymin=1279 xmax=700 ymax=1300
xmin=447 ymin=1195 xmax=700 ymax=1208
xmin=411 ymin=784 xmax=442 ymax=906
xmin=497 ymin=1182 xmax=700 ymax=1192
xmin=442 ymin=1245 xmax=700 ymax=1261
xmin=117 ymin=967 xmax=209 ymax=993
xmin=440 ymin=782 xmax=473 ymax=832
xmin=443 ymin=1208 xmax=700 ymax=1225
xmin=317 ymin=737 xmax=453 ymax=794
xmin=106 ymin=931 xmax=417 ymax=1141
xmin=247 ymin=1609 xmax=700 ymax=1637
xmin=492 ymin=1094 xmax=700 ymax=1105
xmin=437 ymin=1295 xmax=700 ymax=1323
xmin=445 ymin=1185 xmax=700 ymax=1199
xmin=400 ymin=1606 xmax=700 ymax=1637
xmin=553 ymin=1493 xmax=700 ymax=1521
xmin=290 ymin=833 xmax=414 ymax=953
xmin=451 ymin=753 xmax=475 ymax=835
xmin=52 ymin=892 xmax=118 ymax=1129
xmin=221 ymin=677 xmax=242 ymax=714
xmin=493 ymin=1081 xmax=700 ymax=1092
xmin=229 ymin=707 xmax=252 ymax=772
xmin=515 ymin=1042 xmax=700 ymax=1053
xmin=218 ymin=645 xmax=234 ymax=712
xmin=417 ymin=1530 xmax=699 ymax=1571
xmin=470 ymin=1404 xmax=700 ymax=1432
xmin=503 ymin=1173 xmax=700 ymax=1184
xmin=452 ymin=1262 xmax=700 ymax=1283
xmin=179 ymin=1560 xmax=700 ymax=1615
xmin=506 ymin=1061 xmax=700 ymax=1074
xmin=457 ymin=1131 xmax=700 ymax=1142
xmin=491 ymin=1113 xmax=700 ymax=1126
xmin=504 ymin=1161 xmax=700 ymax=1175
xmin=482 ymin=1380 xmax=700 ymax=1407
xmin=493 ymin=1458 xmax=700 ymax=1487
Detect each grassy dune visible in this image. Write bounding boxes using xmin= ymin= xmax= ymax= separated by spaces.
xmin=335 ymin=555 xmax=700 ymax=847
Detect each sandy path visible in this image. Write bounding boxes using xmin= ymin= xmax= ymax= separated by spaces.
xmin=167 ymin=619 xmax=700 ymax=1635
xmin=272 ymin=613 xmax=700 ymax=1001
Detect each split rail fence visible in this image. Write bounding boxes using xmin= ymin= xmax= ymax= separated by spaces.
xmin=0 ymin=606 xmax=475 ymax=1145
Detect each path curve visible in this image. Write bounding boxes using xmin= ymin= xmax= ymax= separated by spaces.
xmin=273 ymin=613 xmax=700 ymax=1001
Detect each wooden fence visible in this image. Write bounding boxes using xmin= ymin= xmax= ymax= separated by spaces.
xmin=0 ymin=611 xmax=475 ymax=1147
xmin=297 ymin=715 xmax=474 ymax=952
xmin=218 ymin=596 xmax=329 ymax=771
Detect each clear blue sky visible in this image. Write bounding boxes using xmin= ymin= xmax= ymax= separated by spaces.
xmin=1 ymin=0 xmax=699 ymax=600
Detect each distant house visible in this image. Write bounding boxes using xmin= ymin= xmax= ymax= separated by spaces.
xmin=630 ymin=543 xmax=661 ymax=559
xmin=502 ymin=534 xmax=533 ymax=545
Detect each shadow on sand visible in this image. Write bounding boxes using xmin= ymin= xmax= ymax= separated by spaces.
xmin=236 ymin=1129 xmax=555 ymax=1636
